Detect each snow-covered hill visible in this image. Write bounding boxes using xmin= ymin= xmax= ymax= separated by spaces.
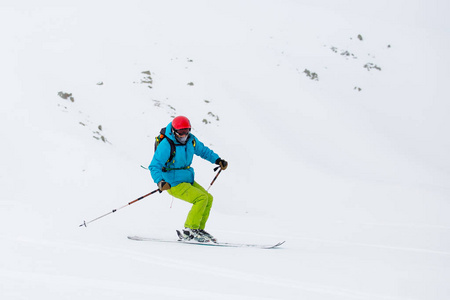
xmin=1 ymin=1 xmax=450 ymax=299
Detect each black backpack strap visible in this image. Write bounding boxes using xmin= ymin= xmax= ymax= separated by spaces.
xmin=166 ymin=136 xmax=176 ymax=163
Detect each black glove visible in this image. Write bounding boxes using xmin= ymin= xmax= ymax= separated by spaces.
xmin=215 ymin=158 xmax=228 ymax=170
xmin=158 ymin=180 xmax=171 ymax=191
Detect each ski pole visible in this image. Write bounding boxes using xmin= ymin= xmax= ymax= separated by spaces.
xmin=79 ymin=188 xmax=160 ymax=227
xmin=207 ymin=166 xmax=222 ymax=192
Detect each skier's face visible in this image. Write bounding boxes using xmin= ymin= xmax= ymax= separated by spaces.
xmin=174 ymin=128 xmax=190 ymax=144
xmin=175 ymin=128 xmax=190 ymax=137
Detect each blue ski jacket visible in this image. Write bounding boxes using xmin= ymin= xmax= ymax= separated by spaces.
xmin=149 ymin=122 xmax=220 ymax=188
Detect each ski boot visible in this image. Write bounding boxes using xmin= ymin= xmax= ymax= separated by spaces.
xmin=177 ymin=228 xmax=210 ymax=243
xmin=198 ymin=229 xmax=217 ymax=243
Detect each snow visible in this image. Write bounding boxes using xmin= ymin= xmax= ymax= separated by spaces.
xmin=1 ymin=0 xmax=450 ymax=299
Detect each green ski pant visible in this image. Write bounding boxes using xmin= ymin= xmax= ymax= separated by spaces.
xmin=167 ymin=181 xmax=213 ymax=230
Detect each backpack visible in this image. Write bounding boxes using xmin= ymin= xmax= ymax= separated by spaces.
xmin=154 ymin=127 xmax=176 ymax=163
xmin=154 ymin=127 xmax=197 ymax=165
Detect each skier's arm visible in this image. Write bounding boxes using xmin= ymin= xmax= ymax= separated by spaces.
xmin=193 ymin=137 xmax=220 ymax=164
xmin=149 ymin=140 xmax=171 ymax=184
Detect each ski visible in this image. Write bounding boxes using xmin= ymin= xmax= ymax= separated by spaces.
xmin=127 ymin=235 xmax=285 ymax=249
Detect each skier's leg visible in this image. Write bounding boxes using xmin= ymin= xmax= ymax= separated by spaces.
xmin=192 ymin=181 xmax=213 ymax=230
xmin=168 ymin=182 xmax=209 ymax=229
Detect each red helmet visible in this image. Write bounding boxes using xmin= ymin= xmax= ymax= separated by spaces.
xmin=172 ymin=116 xmax=191 ymax=130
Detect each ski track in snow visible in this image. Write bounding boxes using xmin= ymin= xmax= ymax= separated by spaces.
xmin=0 ymin=269 xmax=269 ymax=300
xmin=6 ymin=236 xmax=420 ymax=300
xmin=1 ymin=270 xmax=276 ymax=300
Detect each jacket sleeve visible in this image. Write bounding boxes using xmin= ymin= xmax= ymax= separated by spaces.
xmin=193 ymin=137 xmax=220 ymax=164
xmin=149 ymin=139 xmax=171 ymax=184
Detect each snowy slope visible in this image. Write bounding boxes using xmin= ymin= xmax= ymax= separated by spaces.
xmin=1 ymin=1 xmax=450 ymax=299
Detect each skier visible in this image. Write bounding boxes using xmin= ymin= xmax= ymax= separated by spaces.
xmin=149 ymin=116 xmax=228 ymax=243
